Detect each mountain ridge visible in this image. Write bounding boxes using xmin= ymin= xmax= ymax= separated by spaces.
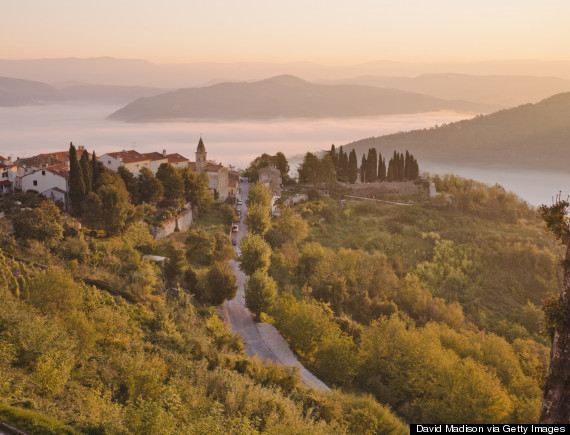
xmin=108 ymin=75 xmax=498 ymax=122
xmin=342 ymin=92 xmax=570 ymax=172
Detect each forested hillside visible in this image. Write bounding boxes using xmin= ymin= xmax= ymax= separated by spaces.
xmin=345 ymin=92 xmax=570 ymax=172
xmin=0 ymin=188 xmax=407 ymax=434
xmin=260 ymin=177 xmax=563 ymax=423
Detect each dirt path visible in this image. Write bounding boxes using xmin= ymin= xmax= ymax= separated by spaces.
xmin=222 ymin=182 xmax=330 ymax=392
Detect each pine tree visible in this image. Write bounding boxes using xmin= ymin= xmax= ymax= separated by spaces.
xmin=360 ymin=155 xmax=367 ymax=183
xmin=69 ymin=143 xmax=86 ymax=215
xmin=80 ymin=150 xmax=93 ymax=194
xmin=348 ymin=149 xmax=358 ymax=184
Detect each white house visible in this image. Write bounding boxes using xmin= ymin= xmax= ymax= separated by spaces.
xmin=100 ymin=150 xmax=151 ymax=175
xmin=142 ymin=150 xmax=190 ymax=174
xmin=21 ymin=165 xmax=69 ymax=209
xmin=142 ymin=151 xmax=168 ymax=174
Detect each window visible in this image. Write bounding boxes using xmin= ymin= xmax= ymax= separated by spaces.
xmin=33 ymin=180 xmax=37 ymax=186
xmin=42 ymin=170 xmax=45 ymax=175
xmin=1 ymin=172 xmax=7 ymax=178
xmin=108 ymin=160 xmax=111 ymax=164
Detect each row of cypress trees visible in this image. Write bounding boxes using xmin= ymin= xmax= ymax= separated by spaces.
xmin=68 ymin=142 xmax=103 ymax=215
xmin=329 ymin=145 xmax=420 ymax=184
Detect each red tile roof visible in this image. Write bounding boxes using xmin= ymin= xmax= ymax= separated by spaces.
xmin=206 ymin=164 xmax=225 ymax=172
xmin=142 ymin=152 xmax=167 ymax=161
xmin=0 ymin=180 xmax=12 ymax=187
xmin=229 ymin=180 xmax=237 ymax=187
xmin=166 ymin=153 xmax=189 ymax=164
xmin=105 ymin=150 xmax=149 ymax=164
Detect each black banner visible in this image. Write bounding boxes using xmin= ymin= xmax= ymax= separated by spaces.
xmin=410 ymin=425 xmax=569 ymax=435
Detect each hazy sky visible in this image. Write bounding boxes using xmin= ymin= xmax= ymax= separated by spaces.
xmin=2 ymin=0 xmax=570 ymax=64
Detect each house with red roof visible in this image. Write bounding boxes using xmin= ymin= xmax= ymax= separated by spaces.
xmin=100 ymin=150 xmax=151 ymax=175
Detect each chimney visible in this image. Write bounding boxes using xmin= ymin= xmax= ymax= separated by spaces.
xmin=163 ymin=149 xmax=167 ymax=157
xmin=78 ymin=145 xmax=84 ymax=152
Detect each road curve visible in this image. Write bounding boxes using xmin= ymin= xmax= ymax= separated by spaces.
xmin=222 ymin=181 xmax=330 ymax=392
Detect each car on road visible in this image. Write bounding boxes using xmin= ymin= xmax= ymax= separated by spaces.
xmin=237 ymin=199 xmax=242 ymax=205
xmin=232 ymin=224 xmax=239 ymax=232
xmin=232 ymin=239 xmax=237 ymax=246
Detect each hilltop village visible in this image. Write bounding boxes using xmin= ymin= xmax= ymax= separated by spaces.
xmin=2 ymin=138 xmax=246 ymax=210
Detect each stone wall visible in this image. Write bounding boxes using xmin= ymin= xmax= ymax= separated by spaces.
xmin=348 ymin=180 xmax=429 ymax=197
xmin=152 ymin=203 xmax=193 ymax=241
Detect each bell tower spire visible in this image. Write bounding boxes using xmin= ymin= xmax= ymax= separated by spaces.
xmin=196 ymin=137 xmax=207 ymax=172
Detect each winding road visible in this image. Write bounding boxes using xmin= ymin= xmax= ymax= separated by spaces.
xmin=222 ymin=181 xmax=330 ymax=392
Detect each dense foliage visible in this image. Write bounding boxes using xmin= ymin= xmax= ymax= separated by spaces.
xmin=263 ymin=176 xmax=560 ymax=423
xmin=0 ymin=194 xmax=407 ymax=434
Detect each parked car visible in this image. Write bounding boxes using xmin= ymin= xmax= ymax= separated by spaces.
xmin=232 ymin=239 xmax=237 ymax=246
xmin=237 ymin=199 xmax=242 ymax=205
xmin=232 ymin=224 xmax=239 ymax=232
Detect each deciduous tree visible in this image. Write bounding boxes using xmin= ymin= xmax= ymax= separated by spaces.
xmin=245 ymin=269 xmax=278 ymax=321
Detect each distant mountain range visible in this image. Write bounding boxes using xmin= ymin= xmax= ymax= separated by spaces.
xmin=343 ymin=92 xmax=570 ymax=172
xmin=3 ymin=57 xmax=570 ymax=88
xmin=0 ymin=76 xmax=167 ymax=106
xmin=108 ymin=75 xmax=497 ymax=122
xmin=321 ymin=74 xmax=570 ymax=107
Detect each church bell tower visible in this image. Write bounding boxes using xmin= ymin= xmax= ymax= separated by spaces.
xmin=196 ymin=137 xmax=207 ymax=172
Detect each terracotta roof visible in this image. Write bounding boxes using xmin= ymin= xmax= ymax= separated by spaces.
xmin=206 ymin=164 xmax=225 ymax=172
xmin=228 ymin=172 xmax=239 ymax=181
xmin=0 ymin=156 xmax=6 ymax=161
xmin=142 ymin=152 xmax=167 ymax=161
xmin=167 ymin=153 xmax=189 ymax=164
xmin=0 ymin=163 xmax=17 ymax=169
xmin=0 ymin=180 xmax=12 ymax=187
xmin=44 ymin=165 xmax=70 ymax=179
xmin=229 ymin=180 xmax=237 ymax=187
xmin=105 ymin=150 xmax=149 ymax=164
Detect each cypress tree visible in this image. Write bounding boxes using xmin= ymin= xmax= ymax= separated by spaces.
xmin=69 ymin=143 xmax=86 ymax=215
xmin=405 ymin=150 xmax=411 ymax=180
xmin=91 ymin=151 xmax=101 ymax=185
xmin=399 ymin=153 xmax=405 ymax=181
xmin=365 ymin=149 xmax=372 ymax=182
xmin=360 ymin=155 xmax=366 ymax=183
xmin=392 ymin=151 xmax=399 ymax=181
xmin=80 ymin=150 xmax=93 ymax=194
xmin=379 ymin=156 xmax=386 ymax=181
xmin=329 ymin=144 xmax=337 ymax=171
xmin=348 ymin=149 xmax=358 ymax=183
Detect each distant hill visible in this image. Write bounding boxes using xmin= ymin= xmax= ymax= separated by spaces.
xmin=0 ymin=76 xmax=59 ymax=106
xmin=108 ymin=75 xmax=497 ymax=122
xmin=0 ymin=76 xmax=168 ymax=106
xmin=322 ymin=74 xmax=570 ymax=107
xmin=343 ymin=92 xmax=570 ymax=172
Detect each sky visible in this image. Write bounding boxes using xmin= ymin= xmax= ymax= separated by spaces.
xmin=2 ymin=0 xmax=570 ymax=64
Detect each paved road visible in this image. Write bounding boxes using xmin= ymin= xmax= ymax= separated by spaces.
xmin=222 ymin=181 xmax=330 ymax=392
